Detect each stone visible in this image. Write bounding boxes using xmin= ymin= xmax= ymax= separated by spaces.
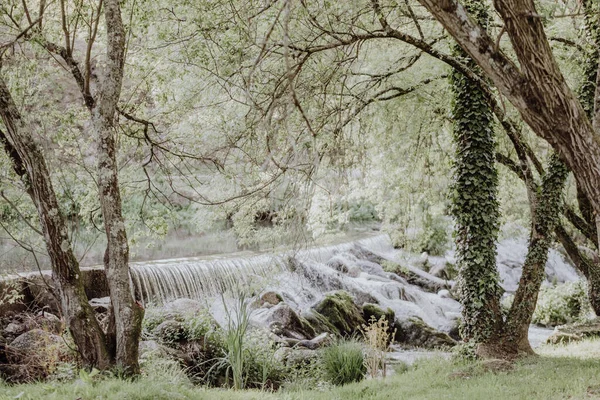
xmin=398 ymin=317 xmax=456 ymax=349
xmin=163 ymin=298 xmax=205 ymax=317
xmin=252 ymin=303 xmax=316 ymax=339
xmin=24 ymin=274 xmax=60 ymax=315
xmin=296 ymin=332 xmax=330 ymax=350
xmin=312 ymin=290 xmax=365 ymax=336
xmin=261 ymin=292 xmax=283 ymax=306
xmin=153 ymin=319 xmax=187 ymax=344
xmin=4 ymin=322 xmax=25 ymax=336
xmin=32 ymin=311 xmax=63 ymax=334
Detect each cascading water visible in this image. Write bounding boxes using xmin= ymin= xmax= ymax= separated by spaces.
xmin=130 ymin=233 xmax=579 ymax=336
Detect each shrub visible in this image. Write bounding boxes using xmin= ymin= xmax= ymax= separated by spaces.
xmin=361 ymin=315 xmax=396 ymax=378
xmin=321 ymin=339 xmax=366 ymax=386
xmin=532 ymin=281 xmax=590 ymax=326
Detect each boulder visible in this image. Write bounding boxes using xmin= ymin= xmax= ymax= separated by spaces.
xmin=4 ymin=329 xmax=71 ymax=382
xmin=312 ymin=291 xmax=365 ymax=336
xmin=163 ymin=298 xmax=205 ymax=317
xmin=23 ymin=274 xmax=60 ymax=314
xmin=153 ymin=320 xmax=187 ymax=344
xmin=251 ymin=292 xmax=284 ymax=309
xmin=252 ymin=303 xmax=316 ymax=339
xmin=398 ymin=317 xmax=456 ymax=349
xmin=4 ymin=322 xmax=26 ymax=337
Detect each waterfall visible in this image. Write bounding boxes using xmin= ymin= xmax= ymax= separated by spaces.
xmin=131 ymin=234 xmax=394 ymax=304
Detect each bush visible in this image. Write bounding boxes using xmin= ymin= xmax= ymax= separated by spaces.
xmin=532 ymin=281 xmax=590 ymax=326
xmin=502 ymin=281 xmax=591 ymax=327
xmin=321 ymin=339 xmax=366 ymax=386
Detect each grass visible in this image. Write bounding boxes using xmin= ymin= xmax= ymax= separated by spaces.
xmin=3 ymin=340 xmax=600 ymax=400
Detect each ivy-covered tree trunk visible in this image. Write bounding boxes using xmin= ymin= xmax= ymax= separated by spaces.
xmin=499 ymin=154 xmax=568 ymax=356
xmin=449 ymin=0 xmax=503 ymax=345
xmin=92 ymin=0 xmax=143 ymax=375
xmin=0 ymin=76 xmax=112 ymax=369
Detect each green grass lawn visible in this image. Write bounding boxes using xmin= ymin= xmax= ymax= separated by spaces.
xmin=3 ymin=340 xmax=600 ymax=400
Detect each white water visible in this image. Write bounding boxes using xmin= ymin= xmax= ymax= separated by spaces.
xmin=131 ymin=234 xmax=580 ymax=334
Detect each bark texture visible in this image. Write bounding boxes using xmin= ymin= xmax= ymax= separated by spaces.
xmin=499 ymin=154 xmax=568 ymax=356
xmin=0 ymin=76 xmax=111 ymax=369
xmin=92 ymin=0 xmax=143 ymax=375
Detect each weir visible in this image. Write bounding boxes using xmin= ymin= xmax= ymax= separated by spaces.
xmin=130 ymin=234 xmax=393 ymax=305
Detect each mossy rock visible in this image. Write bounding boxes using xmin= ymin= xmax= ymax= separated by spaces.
xmin=312 ymin=291 xmax=365 ymax=336
xmin=362 ymin=303 xmax=402 ymax=342
xmin=399 ymin=317 xmax=456 ymax=349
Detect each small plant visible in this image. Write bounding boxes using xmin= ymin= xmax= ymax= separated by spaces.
xmin=360 ymin=315 xmax=396 ymax=379
xmin=208 ymin=291 xmax=252 ymax=390
xmin=321 ymin=339 xmax=366 ymax=386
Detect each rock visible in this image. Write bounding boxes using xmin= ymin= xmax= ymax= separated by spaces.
xmin=79 ymin=268 xmax=110 ymax=299
xmin=4 ymin=322 xmax=25 ymax=336
xmin=89 ymin=297 xmax=111 ymax=313
xmin=438 ymin=289 xmax=452 ymax=299
xmin=252 ymin=303 xmax=316 ymax=339
xmin=285 ymin=349 xmax=319 ymax=368
xmin=163 ymin=298 xmax=204 ymax=317
xmin=261 ymin=292 xmax=283 ymax=306
xmin=251 ymin=292 xmax=284 ymax=309
xmin=398 ymin=317 xmax=456 ymax=349
xmin=24 ymin=274 xmax=60 ymax=315
xmin=5 ymin=328 xmax=70 ymax=382
xmin=32 ymin=311 xmax=63 ymax=334
xmin=296 ymin=332 xmax=330 ymax=350
xmin=9 ymin=329 xmax=63 ymax=353
xmin=139 ymin=340 xmax=193 ymax=365
xmin=312 ymin=291 xmax=365 ymax=336
xmin=154 ymin=320 xmax=187 ymax=343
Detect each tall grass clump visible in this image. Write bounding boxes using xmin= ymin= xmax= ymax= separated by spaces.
xmin=361 ymin=315 xmax=396 ymax=378
xmin=209 ymin=292 xmax=252 ymax=390
xmin=321 ymin=339 xmax=366 ymax=386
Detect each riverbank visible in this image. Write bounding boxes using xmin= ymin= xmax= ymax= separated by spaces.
xmin=3 ymin=338 xmax=600 ymax=400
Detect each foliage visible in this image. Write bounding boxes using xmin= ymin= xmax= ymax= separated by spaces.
xmin=360 ymin=315 xmax=396 ymax=379
xmin=321 ymin=339 xmax=366 ymax=386
xmin=449 ymin=0 xmax=502 ymax=343
xmin=417 ymin=213 xmax=450 ymax=256
xmin=532 ymin=281 xmax=590 ymax=327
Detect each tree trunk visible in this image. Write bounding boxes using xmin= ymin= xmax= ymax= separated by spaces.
xmin=92 ymin=0 xmax=143 ymax=375
xmin=0 ymin=76 xmax=112 ymax=369
xmin=498 ymin=154 xmax=568 ymax=355
xmin=449 ymin=0 xmax=503 ymax=344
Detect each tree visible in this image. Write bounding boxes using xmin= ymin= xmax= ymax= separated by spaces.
xmin=0 ymin=0 xmax=142 ymax=374
xmin=417 ymin=0 xmax=600 ymax=218
xmin=449 ymin=0 xmax=502 ymax=344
